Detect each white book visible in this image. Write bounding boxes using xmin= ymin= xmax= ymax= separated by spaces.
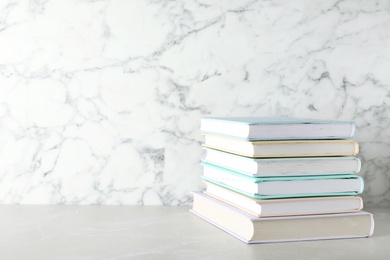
xmin=190 ymin=191 xmax=375 ymax=244
xmin=203 ymin=181 xmax=364 ymax=217
xmin=200 ymin=117 xmax=355 ymax=140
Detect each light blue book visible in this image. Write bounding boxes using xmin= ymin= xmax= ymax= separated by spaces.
xmin=200 ymin=117 xmax=356 ymax=140
xmin=202 ymin=148 xmax=362 ymax=177
xmin=201 ymin=162 xmax=364 ymax=199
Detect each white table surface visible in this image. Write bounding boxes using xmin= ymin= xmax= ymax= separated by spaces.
xmin=0 ymin=205 xmax=388 ymax=259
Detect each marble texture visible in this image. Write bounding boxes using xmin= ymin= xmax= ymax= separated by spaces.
xmin=0 ymin=205 xmax=388 ymax=259
xmin=0 ymin=0 xmax=389 ymax=205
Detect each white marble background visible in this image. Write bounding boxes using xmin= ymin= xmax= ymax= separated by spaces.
xmin=0 ymin=0 xmax=389 ymax=206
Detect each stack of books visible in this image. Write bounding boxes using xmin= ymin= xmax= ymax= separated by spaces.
xmin=191 ymin=117 xmax=375 ymax=244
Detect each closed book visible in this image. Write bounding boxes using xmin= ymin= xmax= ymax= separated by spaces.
xmin=203 ymin=134 xmax=359 ymax=158
xmin=203 ymin=148 xmax=361 ymax=177
xmin=203 ymin=181 xmax=364 ymax=217
xmin=202 ymin=162 xmax=364 ymax=199
xmin=190 ymin=191 xmax=374 ymax=244
xmin=200 ymin=117 xmax=355 ymax=140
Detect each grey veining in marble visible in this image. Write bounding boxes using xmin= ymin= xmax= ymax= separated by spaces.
xmin=0 ymin=0 xmax=389 ymax=205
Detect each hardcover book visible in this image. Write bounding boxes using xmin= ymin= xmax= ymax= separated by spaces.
xmin=190 ymin=191 xmax=374 ymax=244
xmin=203 ymin=134 xmax=359 ymax=158
xmin=202 ymin=162 xmax=364 ymax=199
xmin=203 ymin=148 xmax=361 ymax=177
xmin=200 ymin=117 xmax=356 ymax=140
xmin=203 ymin=181 xmax=364 ymax=217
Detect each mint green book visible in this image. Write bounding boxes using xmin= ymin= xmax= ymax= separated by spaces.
xmin=201 ymin=162 xmax=364 ymax=199
xmin=200 ymin=117 xmax=355 ymax=140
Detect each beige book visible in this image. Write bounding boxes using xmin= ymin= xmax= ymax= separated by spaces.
xmin=203 ymin=134 xmax=359 ymax=158
xmin=191 ymin=191 xmax=374 ymax=244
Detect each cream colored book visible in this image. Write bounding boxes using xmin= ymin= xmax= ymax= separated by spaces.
xmin=203 ymin=148 xmax=362 ymax=177
xmin=203 ymin=134 xmax=359 ymax=158
xmin=203 ymin=181 xmax=363 ymax=217
xmin=190 ymin=191 xmax=374 ymax=244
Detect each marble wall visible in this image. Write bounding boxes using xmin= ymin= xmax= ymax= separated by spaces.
xmin=0 ymin=0 xmax=389 ymax=205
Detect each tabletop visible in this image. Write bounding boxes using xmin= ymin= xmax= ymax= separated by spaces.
xmin=0 ymin=205 xmax=388 ymax=259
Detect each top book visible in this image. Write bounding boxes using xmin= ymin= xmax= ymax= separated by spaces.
xmin=200 ymin=117 xmax=356 ymax=140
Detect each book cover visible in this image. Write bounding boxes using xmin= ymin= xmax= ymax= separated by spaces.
xmin=203 ymin=134 xmax=359 ymax=158
xmin=200 ymin=117 xmax=356 ymax=140
xmin=190 ymin=191 xmax=374 ymax=244
xmin=202 ymin=162 xmax=364 ymax=199
xmin=203 ymin=180 xmax=364 ymax=217
xmin=203 ymin=148 xmax=362 ymax=177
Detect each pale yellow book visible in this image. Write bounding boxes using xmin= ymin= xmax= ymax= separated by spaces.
xmin=200 ymin=117 xmax=356 ymax=140
xmin=203 ymin=134 xmax=359 ymax=158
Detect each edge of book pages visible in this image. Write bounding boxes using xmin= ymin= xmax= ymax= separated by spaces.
xmin=201 ymin=143 xmax=359 ymax=158
xmin=202 ymin=147 xmax=362 ymax=176
xmin=200 ymin=117 xmax=355 ymax=126
xmin=202 ymin=162 xmax=363 ymax=182
xmin=190 ymin=209 xmax=374 ymax=244
xmin=190 ymin=192 xmax=375 ymax=244
xmin=201 ymin=175 xmax=364 ymax=199
xmin=202 ymin=135 xmax=360 ymax=145
xmin=200 ymin=117 xmax=356 ymax=140
xmin=202 ymin=180 xmax=364 ymax=217
xmin=203 ymin=190 xmax=364 ymax=217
